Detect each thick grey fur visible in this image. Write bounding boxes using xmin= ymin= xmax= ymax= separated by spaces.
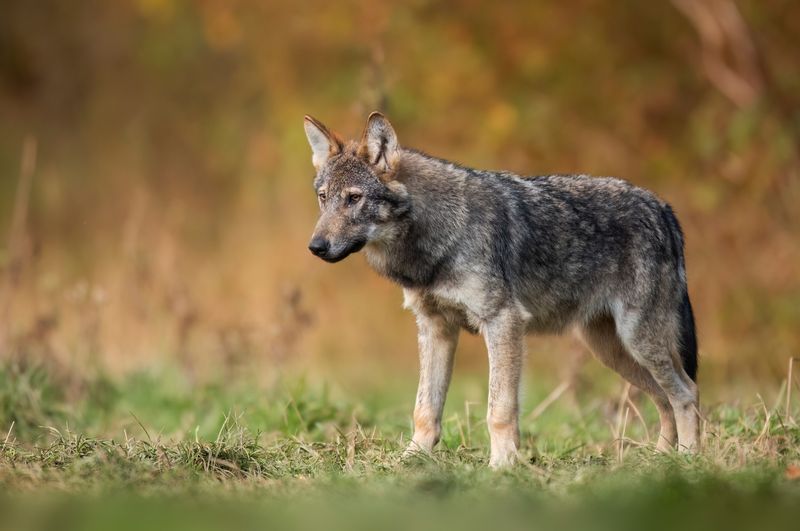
xmin=304 ymin=112 xmax=700 ymax=467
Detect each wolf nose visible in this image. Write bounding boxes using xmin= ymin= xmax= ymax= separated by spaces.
xmin=308 ymin=237 xmax=329 ymax=257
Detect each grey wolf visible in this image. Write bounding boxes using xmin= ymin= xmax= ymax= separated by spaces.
xmin=303 ymin=112 xmax=699 ymax=467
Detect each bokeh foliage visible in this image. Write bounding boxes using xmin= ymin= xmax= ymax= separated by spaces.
xmin=0 ymin=0 xmax=798 ymax=389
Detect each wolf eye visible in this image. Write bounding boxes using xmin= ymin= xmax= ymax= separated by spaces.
xmin=318 ymin=191 xmax=327 ymax=203
xmin=346 ymin=193 xmax=362 ymax=206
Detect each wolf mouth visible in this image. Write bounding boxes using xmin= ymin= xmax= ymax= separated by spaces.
xmin=318 ymin=239 xmax=367 ymax=263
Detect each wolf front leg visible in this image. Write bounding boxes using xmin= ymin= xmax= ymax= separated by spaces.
xmin=405 ymin=311 xmax=459 ymax=456
xmin=482 ymin=309 xmax=524 ymax=468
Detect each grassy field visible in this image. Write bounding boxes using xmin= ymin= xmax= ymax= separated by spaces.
xmin=1 ymin=2 xmax=799 ymax=530
xmin=1 ymin=359 xmax=799 ymax=531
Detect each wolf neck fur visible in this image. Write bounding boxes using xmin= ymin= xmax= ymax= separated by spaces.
xmin=365 ymin=148 xmax=469 ymax=288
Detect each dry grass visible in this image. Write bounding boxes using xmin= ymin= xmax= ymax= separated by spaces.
xmin=0 ymin=360 xmax=799 ymax=530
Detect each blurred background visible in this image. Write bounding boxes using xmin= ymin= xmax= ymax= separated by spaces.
xmin=0 ymin=0 xmax=798 ymax=400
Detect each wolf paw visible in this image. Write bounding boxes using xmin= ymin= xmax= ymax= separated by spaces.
xmin=402 ymin=441 xmax=433 ymax=459
xmin=489 ymin=452 xmax=519 ymax=469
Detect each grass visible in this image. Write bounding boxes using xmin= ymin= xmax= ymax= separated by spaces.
xmin=1 ymin=360 xmax=799 ymax=530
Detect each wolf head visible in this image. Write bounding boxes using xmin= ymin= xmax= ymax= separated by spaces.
xmin=304 ymin=112 xmax=410 ymax=263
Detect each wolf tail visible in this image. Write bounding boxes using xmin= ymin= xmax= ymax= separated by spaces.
xmin=662 ymin=204 xmax=698 ymax=382
xmin=678 ymin=291 xmax=698 ymax=381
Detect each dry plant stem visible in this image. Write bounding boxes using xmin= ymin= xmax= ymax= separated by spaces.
xmin=618 ymin=407 xmax=630 ymax=462
xmin=528 ymin=380 xmax=571 ymax=421
xmin=671 ymin=0 xmax=763 ymax=107
xmin=615 ymin=383 xmax=632 ymax=436
xmin=2 ymin=421 xmax=14 ymax=449
xmin=671 ymin=0 xmax=800 ymax=165
xmin=754 ymin=394 xmax=771 ymax=448
xmin=614 ymin=383 xmax=631 ymax=460
xmin=454 ymin=414 xmax=466 ymax=447
xmin=625 ymin=395 xmax=651 ymax=444
xmin=788 ymin=358 xmax=797 ymax=424
xmin=465 ymin=401 xmax=476 ymax=447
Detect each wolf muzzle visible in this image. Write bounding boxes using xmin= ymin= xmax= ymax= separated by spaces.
xmin=308 ymin=237 xmax=367 ymax=263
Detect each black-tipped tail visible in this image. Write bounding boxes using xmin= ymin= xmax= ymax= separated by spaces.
xmin=679 ymin=291 xmax=698 ymax=381
xmin=661 ymin=204 xmax=698 ymax=381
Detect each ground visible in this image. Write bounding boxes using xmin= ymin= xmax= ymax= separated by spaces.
xmin=1 ymin=361 xmax=799 ymax=531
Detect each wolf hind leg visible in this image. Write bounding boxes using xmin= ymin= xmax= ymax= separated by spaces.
xmin=577 ymin=314 xmax=677 ymax=451
xmin=615 ymin=309 xmax=700 ymax=452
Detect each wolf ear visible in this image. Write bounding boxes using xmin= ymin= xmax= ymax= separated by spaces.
xmin=358 ymin=111 xmax=399 ymax=179
xmin=304 ymin=115 xmax=342 ymax=170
